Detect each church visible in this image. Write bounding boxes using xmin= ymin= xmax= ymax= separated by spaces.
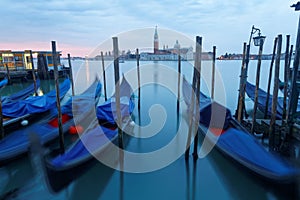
xmin=139 ymin=26 xmax=194 ymax=61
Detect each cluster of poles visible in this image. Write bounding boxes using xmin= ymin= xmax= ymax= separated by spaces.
xmin=236 ymin=23 xmax=300 ymax=150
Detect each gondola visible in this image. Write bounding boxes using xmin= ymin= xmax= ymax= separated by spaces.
xmin=182 ymin=77 xmax=300 ymax=183
xmin=0 ymin=78 xmax=101 ymax=164
xmin=2 ymin=78 xmax=70 ymax=132
xmin=1 ymin=79 xmax=40 ymax=103
xmin=245 ymin=81 xmax=300 ymax=119
xmin=43 ymin=76 xmax=135 ymax=193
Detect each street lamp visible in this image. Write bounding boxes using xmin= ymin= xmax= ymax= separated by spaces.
xmin=249 ymin=25 xmax=266 ymax=47
xmin=253 ymin=35 xmax=266 ymax=47
xmin=249 ymin=25 xmax=266 ymax=134
xmin=236 ymin=25 xmax=266 ymax=122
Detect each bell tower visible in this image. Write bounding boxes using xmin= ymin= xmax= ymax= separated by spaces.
xmin=154 ymin=26 xmax=159 ymax=54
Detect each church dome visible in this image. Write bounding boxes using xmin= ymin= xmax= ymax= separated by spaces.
xmin=174 ymin=40 xmax=180 ymax=49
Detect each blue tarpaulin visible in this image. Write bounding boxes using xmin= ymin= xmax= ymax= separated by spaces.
xmin=49 ymin=76 xmax=134 ymax=168
xmin=51 ymin=126 xmax=117 ymax=167
xmin=0 ymin=79 xmax=101 ymax=162
xmin=2 ymin=78 xmax=70 ymax=117
xmin=2 ymin=79 xmax=41 ymax=103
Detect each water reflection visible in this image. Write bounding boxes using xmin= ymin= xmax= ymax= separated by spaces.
xmin=69 ymin=162 xmax=116 ymax=200
xmin=119 ymin=149 xmax=124 ymax=200
xmin=185 ymin=159 xmax=190 ymax=200
xmin=0 ymin=157 xmax=34 ymax=199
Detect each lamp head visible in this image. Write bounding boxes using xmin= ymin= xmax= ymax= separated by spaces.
xmin=253 ymin=35 xmax=266 ymax=46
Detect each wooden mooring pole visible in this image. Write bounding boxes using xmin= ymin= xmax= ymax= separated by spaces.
xmin=269 ymin=35 xmax=282 ymax=150
xmin=211 ymin=46 xmax=216 ymax=100
xmin=29 ymin=50 xmax=38 ymax=96
xmin=136 ymin=48 xmax=141 ymax=112
xmin=101 ymin=51 xmax=107 ymax=101
xmin=250 ymin=36 xmax=264 ymax=134
xmin=5 ymin=63 xmax=11 ymax=85
xmin=243 ymin=44 xmax=251 ymax=120
xmin=67 ymin=54 xmax=75 ymax=96
xmin=185 ymin=36 xmax=202 ymax=160
xmin=112 ymin=37 xmax=123 ymax=148
xmin=52 ymin=41 xmax=64 ymax=153
xmin=282 ymin=35 xmax=290 ymax=120
xmin=288 ymin=44 xmax=294 ymax=79
xmin=177 ymin=49 xmax=181 ymax=113
xmin=264 ymin=37 xmax=278 ymax=119
xmin=235 ymin=42 xmax=247 ymax=122
xmin=192 ymin=36 xmax=202 ymax=160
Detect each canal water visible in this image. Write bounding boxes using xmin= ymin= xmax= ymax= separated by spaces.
xmin=0 ymin=60 xmax=297 ymax=199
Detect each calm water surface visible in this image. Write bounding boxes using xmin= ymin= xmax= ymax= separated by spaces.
xmin=0 ymin=60 xmax=297 ymax=200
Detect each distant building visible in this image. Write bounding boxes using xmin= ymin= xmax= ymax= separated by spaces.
xmin=140 ymin=27 xmax=194 ymax=61
xmin=0 ymin=50 xmax=62 ymax=70
xmin=154 ymin=26 xmax=159 ymax=54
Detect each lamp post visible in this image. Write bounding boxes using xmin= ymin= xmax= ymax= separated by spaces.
xmin=236 ymin=25 xmax=265 ymax=122
xmin=248 ymin=25 xmax=266 ymax=47
xmin=250 ymin=27 xmax=266 ymax=134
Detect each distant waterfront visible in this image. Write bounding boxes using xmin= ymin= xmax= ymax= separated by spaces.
xmin=62 ymin=52 xmax=293 ymax=62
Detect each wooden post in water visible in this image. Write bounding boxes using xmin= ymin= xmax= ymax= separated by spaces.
xmin=282 ymin=35 xmax=290 ymax=120
xmin=211 ymin=46 xmax=216 ymax=100
xmin=285 ymin=44 xmax=294 ymax=121
xmin=192 ymin=36 xmax=202 ymax=160
xmin=235 ymin=43 xmax=247 ymax=122
xmin=177 ymin=48 xmax=181 ymax=113
xmin=250 ymin=37 xmax=264 ymax=134
xmin=5 ymin=63 xmax=11 ymax=85
xmin=288 ymin=44 xmax=294 ymax=73
xmin=264 ymin=37 xmax=278 ymax=119
xmin=185 ymin=36 xmax=202 ymax=160
xmin=29 ymin=50 xmax=38 ymax=96
xmin=112 ymin=37 xmax=123 ymax=148
xmin=67 ymin=54 xmax=75 ymax=96
xmin=136 ymin=48 xmax=141 ymax=111
xmin=52 ymin=41 xmax=64 ymax=153
xmin=269 ymin=35 xmax=282 ymax=150
xmin=101 ymin=51 xmax=107 ymax=101
xmin=243 ymin=44 xmax=251 ymax=120
xmin=286 ymin=45 xmax=294 ymax=93
xmin=0 ymin=98 xmax=4 ymax=139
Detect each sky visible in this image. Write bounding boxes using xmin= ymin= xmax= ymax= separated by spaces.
xmin=0 ymin=0 xmax=300 ymax=57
